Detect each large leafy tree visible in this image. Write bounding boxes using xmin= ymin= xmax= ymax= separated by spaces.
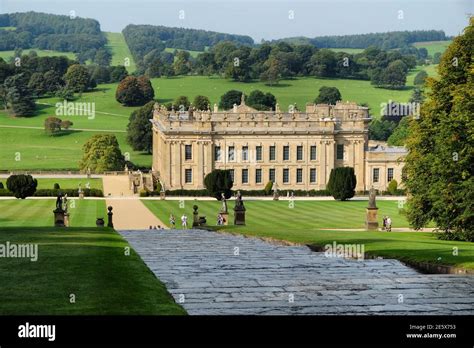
xmin=204 ymin=169 xmax=233 ymax=200
xmin=126 ymin=101 xmax=155 ymax=153
xmin=4 ymin=73 xmax=36 ymax=116
xmin=403 ymin=18 xmax=473 ymax=241
xmin=218 ymin=90 xmax=243 ymax=110
xmin=115 ymin=75 xmax=154 ymax=106
xmin=327 ymin=167 xmax=357 ymax=201
xmin=79 ymin=134 xmax=125 ymax=173
xmin=246 ymin=90 xmax=276 ymax=111
xmin=6 ymin=174 xmax=37 ymax=199
xmin=193 ymin=95 xmax=210 ymax=111
xmin=64 ymin=64 xmax=95 ymax=93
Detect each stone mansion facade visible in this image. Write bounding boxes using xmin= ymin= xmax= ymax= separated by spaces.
xmin=151 ymin=98 xmax=406 ymax=192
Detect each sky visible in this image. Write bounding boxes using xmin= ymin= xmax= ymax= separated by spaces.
xmin=0 ymin=0 xmax=472 ymax=42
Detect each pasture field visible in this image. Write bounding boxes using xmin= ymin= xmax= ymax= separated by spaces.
xmin=328 ymin=48 xmax=365 ymax=54
xmin=0 ymin=64 xmax=437 ymax=170
xmin=0 ymin=49 xmax=76 ymax=61
xmin=105 ymin=32 xmax=137 ymax=72
xmin=142 ymin=199 xmax=474 ymax=269
xmin=412 ymin=40 xmax=451 ymax=57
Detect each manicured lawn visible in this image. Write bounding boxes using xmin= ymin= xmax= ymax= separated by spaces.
xmin=0 ymin=49 xmax=76 ymax=61
xmin=143 ymin=199 xmax=474 ymax=269
xmin=105 ymin=32 xmax=137 ymax=72
xmin=0 ymin=199 xmax=185 ymax=314
xmin=0 ymin=227 xmax=185 ymax=314
xmin=0 ymin=199 xmax=106 ymax=227
xmin=35 ymin=178 xmax=103 ymax=190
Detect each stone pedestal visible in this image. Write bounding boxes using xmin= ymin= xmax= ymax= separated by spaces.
xmin=107 ymin=206 xmax=114 ymax=228
xmin=365 ymin=207 xmax=379 ymax=230
xmin=234 ymin=208 xmax=246 ymax=225
xmin=64 ymin=213 xmax=70 ymax=227
xmin=221 ymin=212 xmax=229 ymax=226
xmin=160 ymin=191 xmax=166 ymax=200
xmin=79 ymin=191 xmax=84 ymax=199
xmin=53 ymin=209 xmax=66 ymax=227
xmin=192 ymin=205 xmax=200 ymax=227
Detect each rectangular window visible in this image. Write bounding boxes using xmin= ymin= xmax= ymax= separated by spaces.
xmin=229 ymin=169 xmax=234 ymax=182
xmin=336 ymin=144 xmax=344 ymax=160
xmin=297 ymin=146 xmax=303 ymax=161
xmin=185 ymin=169 xmax=192 ymax=183
xmin=296 ymin=168 xmax=303 ymax=183
xmin=373 ymin=168 xmax=380 ymax=183
xmin=310 ymin=146 xmax=317 ymax=160
xmin=255 ymin=169 xmax=262 ymax=183
xmin=387 ymin=168 xmax=394 ymax=182
xmin=310 ymin=168 xmax=317 ymax=183
xmin=185 ymin=145 xmax=192 ymax=160
xmin=256 ymin=146 xmax=262 ymax=161
xmin=283 ymin=146 xmax=290 ymax=161
xmin=269 ymin=168 xmax=275 ymax=183
xmin=228 ymin=146 xmax=235 ymax=161
xmin=242 ymin=146 xmax=248 ymax=161
xmin=214 ymin=146 xmax=221 ymax=161
xmin=242 ymin=169 xmax=248 ymax=184
xmin=269 ymin=146 xmax=276 ymax=161
xmin=283 ymin=168 xmax=289 ymax=183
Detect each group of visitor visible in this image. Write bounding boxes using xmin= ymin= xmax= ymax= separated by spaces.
xmin=382 ymin=216 xmax=392 ymax=231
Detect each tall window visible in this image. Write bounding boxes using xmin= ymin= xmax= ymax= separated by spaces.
xmin=283 ymin=146 xmax=290 ymax=161
xmin=255 ymin=169 xmax=262 ymax=183
xmin=310 ymin=145 xmax=317 ymax=160
xmin=269 ymin=146 xmax=276 ymax=161
xmin=310 ymin=168 xmax=317 ymax=183
xmin=269 ymin=168 xmax=275 ymax=182
xmin=297 ymin=146 xmax=303 ymax=161
xmin=228 ymin=146 xmax=235 ymax=161
xmin=387 ymin=168 xmax=394 ymax=182
xmin=283 ymin=168 xmax=289 ymax=183
xmin=296 ymin=168 xmax=303 ymax=183
xmin=242 ymin=169 xmax=248 ymax=184
xmin=242 ymin=146 xmax=248 ymax=161
xmin=185 ymin=145 xmax=192 ymax=160
xmin=214 ymin=146 xmax=221 ymax=161
xmin=185 ymin=169 xmax=192 ymax=183
xmin=336 ymin=144 xmax=344 ymax=160
xmin=256 ymin=146 xmax=262 ymax=161
xmin=373 ymin=168 xmax=380 ymax=183
xmin=229 ymin=169 xmax=234 ymax=182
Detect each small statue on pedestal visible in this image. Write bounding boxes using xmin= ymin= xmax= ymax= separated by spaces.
xmin=233 ymin=191 xmax=246 ymax=225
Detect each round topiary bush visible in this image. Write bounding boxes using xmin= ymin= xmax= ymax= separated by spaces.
xmin=53 ymin=183 xmax=60 ymax=190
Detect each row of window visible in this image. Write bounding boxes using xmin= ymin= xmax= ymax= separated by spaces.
xmin=184 ymin=168 xmax=318 ymax=184
xmin=373 ymin=168 xmax=394 ymax=183
xmin=184 ymin=144 xmax=346 ymax=162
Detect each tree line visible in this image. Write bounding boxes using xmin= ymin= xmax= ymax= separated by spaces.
xmin=271 ymin=30 xmax=448 ymax=50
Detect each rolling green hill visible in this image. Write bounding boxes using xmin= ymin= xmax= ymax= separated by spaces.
xmin=105 ymin=32 xmax=136 ymax=72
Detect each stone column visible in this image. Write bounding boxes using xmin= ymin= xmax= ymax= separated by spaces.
xmin=319 ymin=140 xmax=326 ymax=189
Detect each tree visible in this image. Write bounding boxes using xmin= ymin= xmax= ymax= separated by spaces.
xmin=433 ymin=52 xmax=442 ymax=64
xmin=387 ymin=116 xmax=410 ymax=146
xmin=173 ymin=50 xmax=191 ymax=75
xmin=64 ymin=64 xmax=94 ymax=93
xmin=314 ymin=86 xmax=342 ymax=105
xmin=193 ymin=95 xmax=210 ymax=111
xmin=28 ymin=72 xmax=47 ymax=97
xmin=260 ymin=56 xmax=281 ymax=85
xmin=115 ymin=75 xmax=154 ymax=106
xmin=204 ymin=169 xmax=233 ymax=200
xmin=414 ymin=70 xmax=428 ymax=86
xmin=327 ymin=167 xmax=356 ymax=201
xmin=369 ymin=119 xmax=397 ymax=141
xmin=126 ymin=101 xmax=155 ymax=153
xmin=309 ymin=49 xmax=337 ymax=77
xmin=409 ymin=88 xmax=425 ymax=104
xmin=60 ymin=120 xmax=73 ymax=130
xmin=246 ymin=90 xmax=276 ymax=111
xmin=403 ymin=19 xmax=474 ymax=241
xmin=173 ymin=96 xmax=190 ymax=111
xmin=79 ymin=134 xmax=125 ymax=173
xmin=264 ymin=181 xmax=273 ymax=195
xmin=387 ymin=179 xmax=398 ymax=195
xmin=219 ymin=90 xmax=243 ymax=110
xmin=4 ymin=73 xmax=36 ymax=116
xmin=44 ymin=116 xmax=62 ymax=135
xmin=6 ymin=174 xmax=37 ymax=199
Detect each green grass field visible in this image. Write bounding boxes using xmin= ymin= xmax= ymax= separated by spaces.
xmin=328 ymin=48 xmax=365 ymax=54
xmin=0 ymin=199 xmax=185 ymax=314
xmin=35 ymin=178 xmax=103 ymax=190
xmin=105 ymin=32 xmax=136 ymax=72
xmin=412 ymin=40 xmax=451 ymax=57
xmin=0 ymin=64 xmax=438 ymax=170
xmin=164 ymin=47 xmax=203 ymax=58
xmin=143 ymin=199 xmax=474 ymax=269
xmin=0 ymin=49 xmax=77 ymax=61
